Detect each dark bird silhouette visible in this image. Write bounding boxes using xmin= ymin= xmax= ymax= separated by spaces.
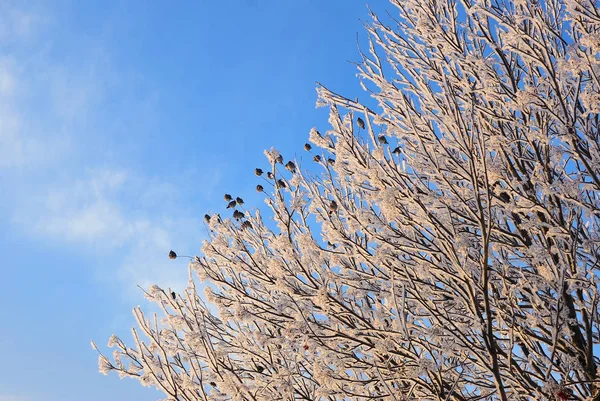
xmin=276 ymin=179 xmax=286 ymax=189
xmin=392 ymin=146 xmax=401 ymax=155
xmin=357 ymin=117 xmax=365 ymax=129
xmin=256 ymin=365 xmax=264 ymax=373
xmin=313 ymin=155 xmax=321 ymax=163
xmin=227 ymin=200 xmax=237 ymax=209
xmin=275 ymin=154 xmax=283 ymax=164
xmin=224 ymin=194 xmax=232 ymax=202
xmin=329 ymin=200 xmax=338 ymax=213
xmin=233 ymin=210 xmax=245 ymax=220
xmin=255 ymin=168 xmax=263 ymax=176
xmin=378 ymin=135 xmax=388 ymax=144
xmin=168 ymin=250 xmax=194 ymax=260
xmin=327 ymin=158 xmax=335 ymax=166
xmin=236 ymin=197 xmax=244 ymax=205
xmin=267 ymin=172 xmax=274 ymax=180
xmin=285 ymin=161 xmax=296 ymax=173
xmin=204 ymin=214 xmax=211 ymax=223
xmin=242 ymin=220 xmax=253 ymax=230
xmin=304 ymin=143 xmax=312 ymax=151
xmin=171 ymin=291 xmax=176 ymax=300
xmin=498 ymin=191 xmax=510 ymax=203
xmin=256 ymin=184 xmax=264 ymax=192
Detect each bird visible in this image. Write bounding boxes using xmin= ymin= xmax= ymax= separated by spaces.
xmin=497 ymin=191 xmax=510 ymax=203
xmin=329 ymin=200 xmax=338 ymax=213
xmin=275 ymin=154 xmax=283 ymax=164
xmin=313 ymin=155 xmax=321 ymax=163
xmin=392 ymin=146 xmax=401 ymax=155
xmin=233 ymin=210 xmax=245 ymax=220
xmin=267 ymin=172 xmax=274 ymax=180
xmin=256 ymin=184 xmax=264 ymax=192
xmin=256 ymin=365 xmax=264 ymax=373
xmin=224 ymin=194 xmax=232 ymax=202
xmin=556 ymin=387 xmax=574 ymax=400
xmin=304 ymin=143 xmax=312 ymax=151
xmin=227 ymin=200 xmax=237 ymax=209
xmin=285 ymin=161 xmax=296 ymax=173
xmin=168 ymin=250 xmax=177 ymax=260
xmin=276 ymin=179 xmax=286 ymax=189
xmin=357 ymin=117 xmax=365 ymax=129
xmin=204 ymin=214 xmax=211 ymax=223
xmin=236 ymin=197 xmax=244 ymax=205
xmin=378 ymin=135 xmax=388 ymax=144
xmin=171 ymin=291 xmax=176 ymax=300
xmin=327 ymin=158 xmax=335 ymax=166
xmin=242 ymin=220 xmax=253 ymax=230
xmin=255 ymin=168 xmax=263 ymax=176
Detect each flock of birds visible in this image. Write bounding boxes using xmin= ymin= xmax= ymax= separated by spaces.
xmin=168 ymin=116 xmax=401 ymax=263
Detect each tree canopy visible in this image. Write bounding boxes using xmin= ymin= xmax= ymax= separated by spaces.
xmin=94 ymin=0 xmax=600 ymax=399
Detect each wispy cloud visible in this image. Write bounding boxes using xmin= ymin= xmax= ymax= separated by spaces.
xmin=1 ymin=2 xmax=208 ymax=294
xmin=0 ymin=54 xmax=69 ymax=168
xmin=15 ymin=167 xmax=201 ymax=291
xmin=0 ymin=1 xmax=47 ymax=43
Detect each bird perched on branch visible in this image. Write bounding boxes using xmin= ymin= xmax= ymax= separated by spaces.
xmin=256 ymin=184 xmax=264 ymax=192
xmin=357 ymin=117 xmax=365 ymax=129
xmin=236 ymin=197 xmax=244 ymax=205
xmin=224 ymin=194 xmax=232 ymax=202
xmin=267 ymin=172 xmax=274 ymax=180
xmin=329 ymin=200 xmax=338 ymax=214
xmin=168 ymin=250 xmax=192 ymax=260
xmin=204 ymin=214 xmax=211 ymax=223
xmin=255 ymin=168 xmax=263 ymax=176
xmin=285 ymin=161 xmax=296 ymax=173
xmin=233 ymin=210 xmax=245 ymax=220
xmin=276 ymin=179 xmax=286 ymax=189
xmin=275 ymin=154 xmax=283 ymax=164
xmin=313 ymin=155 xmax=321 ymax=163
xmin=378 ymin=135 xmax=388 ymax=144
xmin=227 ymin=200 xmax=236 ymax=209
xmin=304 ymin=143 xmax=312 ymax=151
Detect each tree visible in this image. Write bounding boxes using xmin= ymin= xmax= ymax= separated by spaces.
xmin=93 ymin=0 xmax=600 ymax=399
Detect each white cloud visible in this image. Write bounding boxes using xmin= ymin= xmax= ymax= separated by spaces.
xmin=34 ymin=169 xmax=131 ymax=245
xmin=13 ymin=167 xmax=202 ymax=293
xmin=0 ymin=51 xmax=71 ymax=170
xmin=0 ymin=2 xmax=211 ymax=296
xmin=0 ymin=1 xmax=47 ymax=43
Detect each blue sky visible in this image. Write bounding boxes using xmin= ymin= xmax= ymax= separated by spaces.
xmin=0 ymin=1 xmax=387 ymax=400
